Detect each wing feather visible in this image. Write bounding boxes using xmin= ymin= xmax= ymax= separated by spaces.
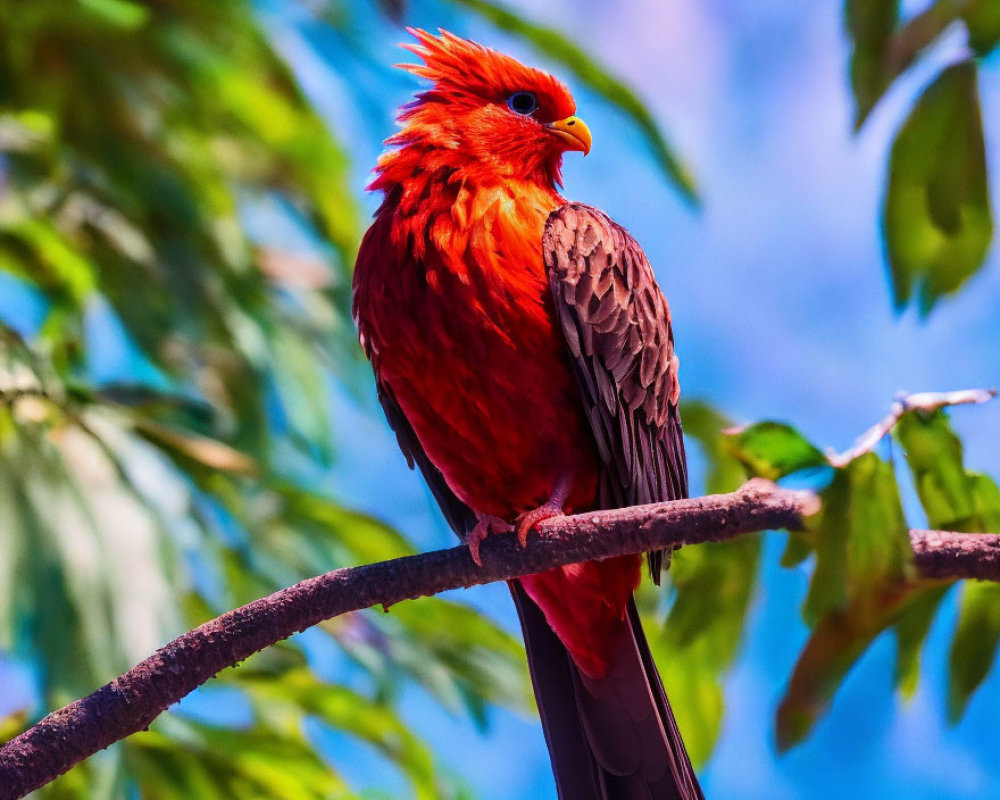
xmin=544 ymin=203 xmax=687 ymax=583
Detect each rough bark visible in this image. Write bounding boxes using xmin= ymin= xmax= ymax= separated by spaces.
xmin=910 ymin=530 xmax=1000 ymax=580
xmin=1 ymin=480 xmax=998 ymax=798
xmin=0 ymin=480 xmax=809 ymax=799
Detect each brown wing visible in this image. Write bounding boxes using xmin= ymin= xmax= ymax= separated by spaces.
xmin=543 ymin=203 xmax=687 ymax=583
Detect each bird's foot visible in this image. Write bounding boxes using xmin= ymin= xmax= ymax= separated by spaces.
xmin=466 ymin=513 xmax=513 ymax=567
xmin=514 ymin=502 xmax=565 ymax=548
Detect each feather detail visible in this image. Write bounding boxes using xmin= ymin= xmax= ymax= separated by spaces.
xmin=353 ymin=31 xmax=701 ymax=798
xmin=543 ymin=203 xmax=688 ymax=582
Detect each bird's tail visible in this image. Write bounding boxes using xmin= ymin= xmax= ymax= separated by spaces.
xmin=510 ymin=581 xmax=704 ymax=800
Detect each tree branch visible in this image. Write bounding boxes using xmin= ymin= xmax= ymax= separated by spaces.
xmin=3 ymin=479 xmax=1000 ymax=798
xmin=827 ymin=388 xmax=997 ymax=467
xmin=910 ymin=530 xmax=1000 ymax=581
xmin=0 ymin=479 xmax=811 ymax=799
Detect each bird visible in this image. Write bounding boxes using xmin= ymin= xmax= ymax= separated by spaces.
xmin=353 ymin=29 xmax=703 ymax=800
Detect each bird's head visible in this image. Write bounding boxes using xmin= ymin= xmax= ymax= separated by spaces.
xmin=378 ymin=29 xmax=591 ymax=190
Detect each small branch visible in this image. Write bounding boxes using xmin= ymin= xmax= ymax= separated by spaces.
xmin=0 ymin=480 xmax=813 ymax=800
xmin=911 ymin=530 xmax=1000 ymax=581
xmin=828 ymin=388 xmax=997 ymax=468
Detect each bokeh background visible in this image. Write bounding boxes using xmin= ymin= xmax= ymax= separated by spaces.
xmin=1 ymin=0 xmax=998 ymax=798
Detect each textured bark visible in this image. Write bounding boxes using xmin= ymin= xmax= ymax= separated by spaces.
xmin=0 ymin=479 xmax=810 ymax=799
xmin=2 ymin=481 xmax=997 ymax=798
xmin=910 ymin=530 xmax=1000 ymax=580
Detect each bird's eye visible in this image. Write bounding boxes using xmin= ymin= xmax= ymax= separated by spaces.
xmin=506 ymin=91 xmax=538 ymax=116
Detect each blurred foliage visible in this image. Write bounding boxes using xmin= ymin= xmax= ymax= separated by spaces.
xmin=885 ymin=62 xmax=992 ymax=314
xmin=633 ymin=398 xmax=999 ymax=763
xmin=640 ymin=401 xmax=759 ymax=766
xmin=845 ymin=0 xmax=996 ymax=314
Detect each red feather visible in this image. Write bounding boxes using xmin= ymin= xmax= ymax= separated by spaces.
xmin=355 ymin=29 xmax=638 ymax=678
xmin=354 ymin=29 xmax=702 ymax=799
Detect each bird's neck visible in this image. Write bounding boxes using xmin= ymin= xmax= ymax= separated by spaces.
xmin=371 ymin=143 xmax=563 ymax=245
xmin=371 ymin=136 xmax=563 ymax=200
xmin=368 ymin=147 xmax=564 ymax=290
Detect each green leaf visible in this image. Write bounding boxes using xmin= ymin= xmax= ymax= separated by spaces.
xmin=948 ymin=582 xmax=1000 ymax=721
xmin=678 ymin=400 xmax=747 ymax=493
xmin=779 ymin=453 xmax=914 ymax=748
xmin=645 ymin=533 xmax=762 ymax=765
xmin=804 ymin=467 xmax=852 ymax=624
xmin=127 ymin=715 xmax=353 ymax=800
xmin=778 ymin=579 xmax=927 ymax=751
xmin=270 ymin=484 xmax=416 ymax=567
xmin=725 ymin=421 xmax=827 ymax=481
xmin=895 ymin=410 xmax=1000 ymax=717
xmin=234 ymin=668 xmax=440 ymax=799
xmin=848 ymin=1 xmax=971 ymax=128
xmin=845 ymin=0 xmax=899 ymax=126
xmin=845 ymin=456 xmax=911 ymax=597
xmin=962 ymin=0 xmax=1000 ymax=55
xmin=133 ymin=419 xmax=258 ymax=475
xmin=1 ymin=219 xmax=97 ymax=303
xmin=0 ymin=709 xmax=27 ymax=742
xmin=446 ymin=0 xmax=699 ymax=203
xmin=267 ymin=327 xmax=334 ymax=464
xmin=969 ymin=472 xmax=1000 ymax=532
xmin=77 ymin=0 xmax=150 ymax=29
xmin=367 ymin=596 xmax=533 ymax=717
xmin=896 ymin=410 xmax=991 ymax=531
xmin=89 ymin=384 xmax=216 ymax=431
xmin=803 ymin=454 xmax=908 ymax=624
xmin=883 ymin=61 xmax=993 ymax=314
xmin=780 ymin=530 xmax=813 ymax=567
xmin=892 ymin=584 xmax=948 ymax=698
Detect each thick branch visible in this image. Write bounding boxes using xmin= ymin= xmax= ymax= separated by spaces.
xmin=0 ymin=479 xmax=811 ymax=800
xmin=911 ymin=530 xmax=1000 ymax=581
xmin=4 ymin=479 xmax=999 ymax=798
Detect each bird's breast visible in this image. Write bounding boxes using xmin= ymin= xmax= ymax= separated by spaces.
xmin=357 ymin=182 xmax=598 ymax=517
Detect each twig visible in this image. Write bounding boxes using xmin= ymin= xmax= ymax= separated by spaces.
xmin=827 ymin=388 xmax=997 ymax=468
xmin=0 ymin=480 xmax=812 ymax=800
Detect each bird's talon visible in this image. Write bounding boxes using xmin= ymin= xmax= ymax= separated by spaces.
xmin=515 ymin=503 xmax=565 ymax=548
xmin=466 ymin=514 xmax=512 ymax=566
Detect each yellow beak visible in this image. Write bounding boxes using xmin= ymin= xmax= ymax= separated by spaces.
xmin=547 ymin=116 xmax=592 ymax=155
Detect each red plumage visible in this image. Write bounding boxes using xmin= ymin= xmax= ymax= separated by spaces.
xmin=354 ymin=29 xmax=702 ymax=799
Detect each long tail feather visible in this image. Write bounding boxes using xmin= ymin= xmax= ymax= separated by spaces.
xmin=510 ymin=582 xmax=704 ymax=800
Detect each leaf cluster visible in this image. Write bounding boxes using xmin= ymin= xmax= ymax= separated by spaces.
xmin=846 ymin=0 xmax=997 ymax=313
xmin=649 ymin=399 xmax=1000 ymax=764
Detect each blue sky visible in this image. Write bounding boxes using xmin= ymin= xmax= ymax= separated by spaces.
xmin=281 ymin=0 xmax=1000 ymax=797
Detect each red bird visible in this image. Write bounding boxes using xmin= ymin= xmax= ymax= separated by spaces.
xmin=354 ymin=30 xmax=702 ymax=800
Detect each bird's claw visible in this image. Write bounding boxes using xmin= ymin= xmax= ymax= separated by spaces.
xmin=514 ymin=503 xmax=565 ymax=548
xmin=466 ymin=514 xmax=513 ymax=566
xmin=465 ymin=498 xmax=567 ymax=565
